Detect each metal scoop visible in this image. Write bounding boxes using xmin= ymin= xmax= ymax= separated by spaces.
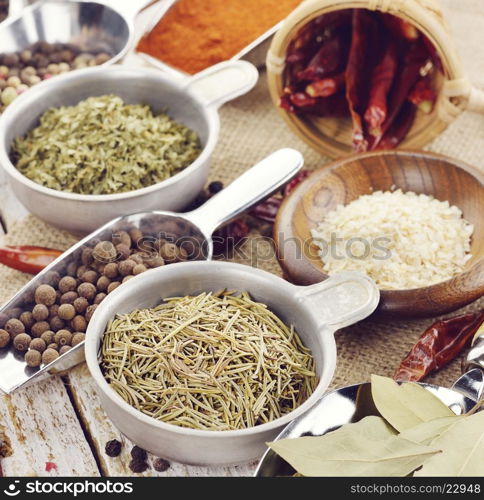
xmin=0 ymin=0 xmax=160 ymax=64
xmin=255 ymin=332 xmax=484 ymax=476
xmin=0 ymin=148 xmax=304 ymax=394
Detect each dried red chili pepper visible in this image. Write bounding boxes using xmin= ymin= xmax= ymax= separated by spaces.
xmin=408 ymin=77 xmax=436 ymax=113
xmin=284 ymin=169 xmax=311 ymax=196
xmin=306 ymin=72 xmax=345 ymax=98
xmin=372 ymin=38 xmax=430 ymax=148
xmin=394 ymin=311 xmax=484 ymax=382
xmin=0 ymin=245 xmax=63 ymax=274
xmin=212 ymin=218 xmax=250 ymax=256
xmin=364 ymin=39 xmax=399 ymax=136
xmin=279 ymin=94 xmax=296 ymax=113
xmin=289 ymin=91 xmax=317 ymax=108
xmin=249 ymin=196 xmax=282 ymax=223
xmin=373 ymin=101 xmax=416 ymax=150
xmin=381 ymin=13 xmax=419 ymax=41
xmin=345 ymin=9 xmax=379 ymax=152
xmin=422 ymin=35 xmax=444 ymax=74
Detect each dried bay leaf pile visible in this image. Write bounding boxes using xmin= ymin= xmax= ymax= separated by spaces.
xmin=268 ymin=375 xmax=484 ymax=476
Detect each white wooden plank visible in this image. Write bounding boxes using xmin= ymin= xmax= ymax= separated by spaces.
xmin=0 ymin=376 xmax=100 ymax=476
xmin=67 ymin=363 xmax=257 ymax=477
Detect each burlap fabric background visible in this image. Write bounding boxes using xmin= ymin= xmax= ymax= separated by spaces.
xmin=0 ymin=0 xmax=482 ymax=391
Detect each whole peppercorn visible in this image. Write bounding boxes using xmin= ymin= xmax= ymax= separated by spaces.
xmin=0 ymin=313 xmax=8 ymax=328
xmin=129 ymin=228 xmax=143 ymax=248
xmin=107 ymin=282 xmax=121 ymax=294
xmin=59 ymin=276 xmax=77 ymax=294
xmin=35 ymin=284 xmax=57 ymax=305
xmin=122 ymin=275 xmax=134 ymax=284
xmin=60 ymin=291 xmax=78 ymax=305
xmin=58 ymin=303 xmax=76 ymax=321
xmin=93 ymin=241 xmax=117 ymax=263
xmin=13 ymin=333 xmax=32 ymax=351
xmin=115 ymin=244 xmax=131 ymax=260
xmin=153 ymin=458 xmax=170 ymax=472
xmin=96 ymin=275 xmax=111 ymax=292
xmin=105 ymin=439 xmax=122 ymax=457
xmin=73 ymin=297 xmax=89 ymax=314
xmin=42 ymin=348 xmax=59 ymax=365
xmin=144 ymin=255 xmax=165 ymax=268
xmin=54 ymin=330 xmax=72 ymax=347
xmin=6 ymin=308 xmax=22 ymax=319
xmin=47 ymin=343 xmax=59 ymax=351
xmin=82 ymin=270 xmax=98 ymax=284
xmin=25 ymin=350 xmax=42 ymax=368
xmin=19 ymin=311 xmax=35 ymax=331
xmin=40 ymin=330 xmax=55 ymax=345
xmin=85 ymin=305 xmax=98 ymax=323
xmin=49 ymin=304 xmax=60 ymax=318
xmin=81 ymin=247 xmax=94 ymax=266
xmin=71 ymin=315 xmax=87 ymax=332
xmin=77 ymin=282 xmax=96 ymax=301
xmin=129 ymin=253 xmax=144 ymax=265
xmin=30 ymin=338 xmax=46 ymax=353
xmin=103 ymin=262 xmax=119 ymax=279
xmin=31 ymin=321 xmax=50 ymax=338
xmin=129 ymin=459 xmax=149 ymax=473
xmin=94 ymin=293 xmax=106 ymax=305
xmin=112 ymin=231 xmax=131 ymax=248
xmin=133 ymin=264 xmax=147 ymax=275
xmin=5 ymin=318 xmax=25 ymax=337
xmin=32 ymin=304 xmax=49 ymax=321
xmin=208 ymin=180 xmax=224 ymax=194
xmin=49 ymin=316 xmax=66 ymax=332
xmin=158 ymin=243 xmax=178 ymax=263
xmin=66 ymin=262 xmax=77 ymax=277
xmin=76 ymin=265 xmax=87 ymax=279
xmin=71 ymin=332 xmax=86 ymax=347
xmin=131 ymin=446 xmax=147 ymax=461
xmin=43 ymin=270 xmax=61 ymax=287
xmin=59 ymin=345 xmax=72 ymax=355
xmin=118 ymin=259 xmax=136 ymax=276
xmin=0 ymin=329 xmax=10 ymax=348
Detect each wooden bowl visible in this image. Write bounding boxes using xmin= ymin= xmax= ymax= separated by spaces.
xmin=275 ymin=150 xmax=484 ymax=318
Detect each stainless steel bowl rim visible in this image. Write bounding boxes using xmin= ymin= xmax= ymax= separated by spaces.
xmin=0 ymin=65 xmax=220 ymax=202
xmin=85 ymin=260 xmax=345 ymax=439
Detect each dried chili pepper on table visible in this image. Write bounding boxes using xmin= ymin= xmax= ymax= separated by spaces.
xmin=345 ymin=10 xmax=379 ymax=152
xmin=408 ymin=77 xmax=437 ymax=113
xmin=394 ymin=311 xmax=484 ymax=382
xmin=0 ymin=245 xmax=63 ymax=274
xmin=364 ymin=39 xmax=399 ymax=136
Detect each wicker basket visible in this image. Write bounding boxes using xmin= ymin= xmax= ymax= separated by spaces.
xmin=266 ymin=0 xmax=484 ymax=158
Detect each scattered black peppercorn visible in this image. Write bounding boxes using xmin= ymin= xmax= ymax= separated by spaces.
xmin=105 ymin=439 xmax=122 ymax=458
xmin=208 ymin=180 xmax=224 ymax=194
xmin=130 ymin=446 xmax=147 ymax=462
xmin=153 ymin=457 xmax=170 ymax=472
xmin=129 ymin=459 xmax=149 ymax=474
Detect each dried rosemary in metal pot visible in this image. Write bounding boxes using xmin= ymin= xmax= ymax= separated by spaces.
xmin=100 ymin=291 xmax=317 ymax=431
xmin=11 ymin=95 xmax=201 ymax=195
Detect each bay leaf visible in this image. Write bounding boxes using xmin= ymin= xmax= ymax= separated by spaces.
xmin=371 ymin=375 xmax=455 ymax=432
xmin=400 ymin=416 xmax=463 ymax=445
xmin=267 ymin=416 xmax=438 ymax=477
xmin=414 ymin=411 xmax=484 ymax=476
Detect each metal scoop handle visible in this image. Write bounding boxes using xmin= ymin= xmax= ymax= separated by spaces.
xmin=185 ymin=148 xmax=304 ymax=237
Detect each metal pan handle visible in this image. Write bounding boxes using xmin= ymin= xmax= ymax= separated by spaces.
xmin=293 ymin=272 xmax=380 ymax=332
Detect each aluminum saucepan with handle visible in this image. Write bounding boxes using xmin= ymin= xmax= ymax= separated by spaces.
xmin=0 ymin=148 xmax=303 ymax=394
xmin=84 ymin=261 xmax=379 ymax=465
xmin=0 ymin=61 xmax=259 ymax=234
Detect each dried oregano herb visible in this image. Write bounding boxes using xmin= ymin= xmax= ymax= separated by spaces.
xmin=100 ymin=291 xmax=317 ymax=431
xmin=11 ymin=95 xmax=201 ymax=195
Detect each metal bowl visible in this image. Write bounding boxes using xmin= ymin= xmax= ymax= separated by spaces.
xmin=85 ymin=260 xmax=379 ymax=465
xmin=0 ymin=62 xmax=258 ymax=234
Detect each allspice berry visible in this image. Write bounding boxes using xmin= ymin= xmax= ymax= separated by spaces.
xmin=122 ymin=275 xmax=134 ymax=283
xmin=107 ymin=281 xmax=121 ymax=294
xmin=58 ymin=303 xmax=76 ymax=321
xmin=73 ymin=297 xmax=89 ymax=314
xmin=112 ymin=231 xmax=131 ymax=248
xmin=71 ymin=315 xmax=87 ymax=332
xmin=60 ymin=291 xmax=78 ymax=304
xmin=129 ymin=253 xmax=144 ymax=265
xmin=42 ymin=348 xmax=59 ymax=365
xmin=47 ymin=343 xmax=59 ymax=351
xmin=76 ymin=265 xmax=87 ymax=279
xmin=59 ymin=345 xmax=71 ymax=355
xmin=30 ymin=338 xmax=46 ymax=353
xmin=81 ymin=247 xmax=94 ymax=265
xmin=116 ymin=244 xmax=131 ymax=260
xmin=35 ymin=284 xmax=57 ymax=305
xmin=85 ymin=305 xmax=98 ymax=322
xmin=133 ymin=264 xmax=147 ymax=275
xmin=49 ymin=316 xmax=66 ymax=332
xmin=96 ymin=276 xmax=111 ymax=292
xmin=49 ymin=304 xmax=60 ymax=318
xmin=118 ymin=259 xmax=135 ymax=276
xmin=20 ymin=311 xmax=35 ymax=330
xmin=54 ymin=330 xmax=72 ymax=347
xmin=103 ymin=262 xmax=119 ymax=279
xmin=94 ymin=293 xmax=106 ymax=304
xmin=129 ymin=228 xmax=143 ymax=248
xmin=32 ymin=304 xmax=49 ymax=321
xmin=31 ymin=321 xmax=50 ymax=338
xmin=0 ymin=329 xmax=10 ymax=348
xmin=71 ymin=332 xmax=86 ymax=347
xmin=82 ymin=270 xmax=98 ymax=284
xmin=40 ymin=330 xmax=55 ymax=345
xmin=158 ymin=243 xmax=179 ymax=263
xmin=5 ymin=318 xmax=25 ymax=337
xmin=25 ymin=349 xmax=42 ymax=368
xmin=77 ymin=282 xmax=96 ymax=301
xmin=13 ymin=333 xmax=32 ymax=351
xmin=93 ymin=241 xmax=117 ymax=262
xmin=58 ymin=276 xmax=77 ymax=293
